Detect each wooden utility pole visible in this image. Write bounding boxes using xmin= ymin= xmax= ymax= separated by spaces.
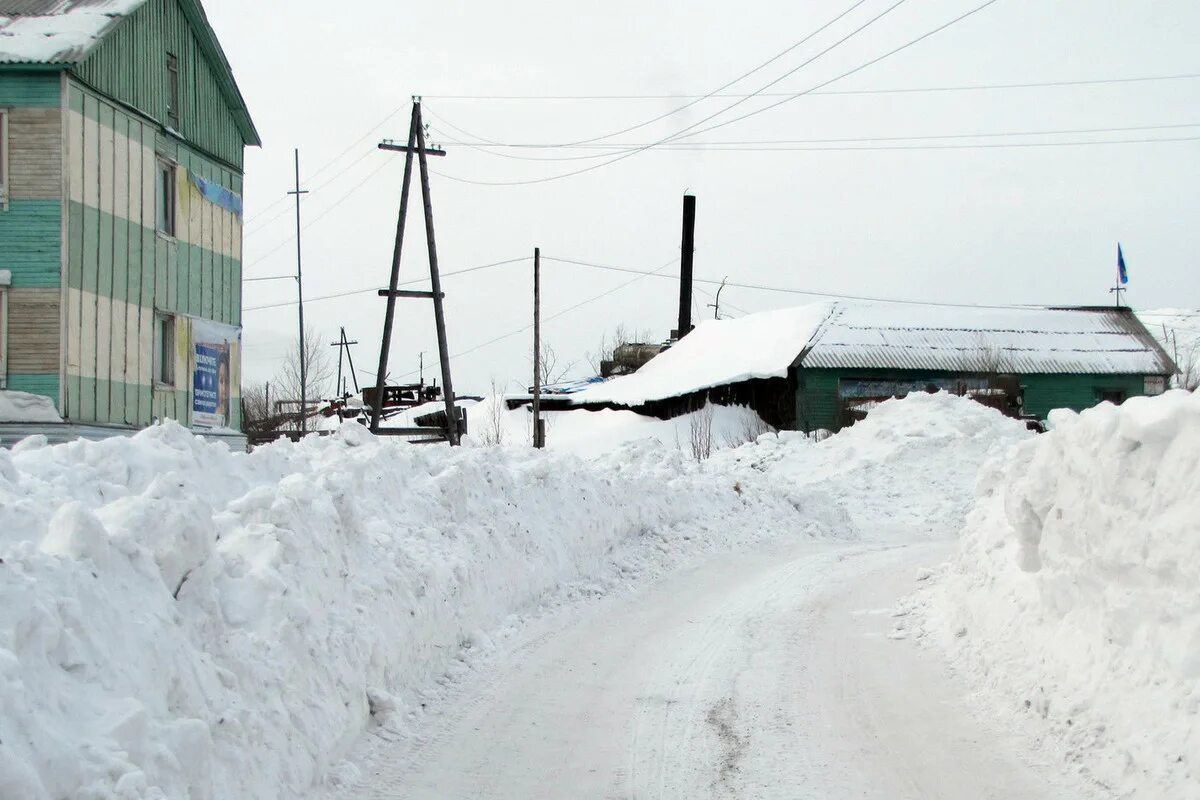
xmin=330 ymin=327 xmax=359 ymax=398
xmin=414 ymin=110 xmax=460 ymax=445
xmin=370 ymin=104 xmax=419 ymax=432
xmin=370 ymin=99 xmax=460 ymax=444
xmin=532 ymin=247 xmax=544 ymax=448
xmin=677 ymin=194 xmax=696 ymax=339
xmin=287 ymin=149 xmax=309 ymax=433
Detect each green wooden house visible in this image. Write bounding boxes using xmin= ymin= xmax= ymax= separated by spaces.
xmin=570 ymin=302 xmax=1177 ymax=432
xmin=0 ymin=0 xmax=258 ymax=441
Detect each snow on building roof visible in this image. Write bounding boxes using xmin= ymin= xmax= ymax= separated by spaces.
xmin=572 ymin=303 xmax=835 ymax=406
xmin=803 ymin=303 xmax=1175 ymax=375
xmin=0 ymin=0 xmax=145 ymax=63
xmin=573 ymin=302 xmax=1174 ymax=407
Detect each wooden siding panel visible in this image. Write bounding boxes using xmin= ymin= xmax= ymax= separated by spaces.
xmin=6 ymin=372 xmax=60 ymax=407
xmin=72 ymin=0 xmax=246 ymax=169
xmin=8 ymin=107 xmax=63 ymax=200
xmin=0 ymin=72 xmax=62 ymax=108
xmin=6 ymin=288 xmax=60 ymax=373
xmin=0 ymin=200 xmax=61 ymax=287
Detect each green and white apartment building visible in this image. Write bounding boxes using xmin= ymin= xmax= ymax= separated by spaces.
xmin=0 ymin=0 xmax=257 ymax=442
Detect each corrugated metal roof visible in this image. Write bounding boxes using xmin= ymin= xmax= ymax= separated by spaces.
xmin=0 ymin=0 xmax=145 ymax=63
xmin=800 ymin=304 xmax=1175 ymax=375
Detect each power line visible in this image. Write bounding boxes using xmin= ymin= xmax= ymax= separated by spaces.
xmin=242 ymin=156 xmax=397 ymax=273
xmin=387 ymin=257 xmax=680 ymax=380
xmin=242 ymin=103 xmax=413 ymax=227
xmin=540 ymin=255 xmax=1055 ymax=310
xmin=430 ymin=0 xmax=1003 ymax=186
xmin=428 ymin=0 xmax=920 ymax=186
xmin=421 ymin=72 xmax=1200 ymax=100
xmin=243 ymin=255 xmax=531 ymax=312
xmin=426 ymin=0 xmax=871 ymax=150
xmin=244 ymin=147 xmax=382 ymax=237
xmin=674 ymin=0 xmax=1004 ymax=144
xmin=430 ymin=122 xmax=1200 ymax=162
xmin=586 ymin=135 xmax=1200 ymax=152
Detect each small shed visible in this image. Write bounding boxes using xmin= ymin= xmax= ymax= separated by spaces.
xmin=570 ymin=302 xmax=1175 ymax=432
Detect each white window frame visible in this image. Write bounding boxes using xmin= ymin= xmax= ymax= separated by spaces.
xmin=156 ymin=158 xmax=176 ymax=238
xmin=0 ymin=109 xmax=10 ymax=210
xmin=154 ymin=311 xmax=176 ymax=387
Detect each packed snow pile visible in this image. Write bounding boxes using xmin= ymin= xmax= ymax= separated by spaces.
xmin=0 ymin=390 xmax=63 ymax=423
xmin=713 ymin=391 xmax=1033 ymax=538
xmin=463 ymin=395 xmax=774 ymax=457
xmin=0 ymin=421 xmax=845 ymax=800
xmin=916 ymin=391 xmax=1200 ymax=798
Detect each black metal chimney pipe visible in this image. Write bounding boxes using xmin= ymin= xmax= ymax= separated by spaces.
xmin=677 ymin=194 xmax=696 ymax=339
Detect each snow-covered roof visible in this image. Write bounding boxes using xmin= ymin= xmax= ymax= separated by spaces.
xmin=804 ymin=303 xmax=1175 ymax=375
xmin=0 ymin=0 xmax=146 ymax=63
xmin=573 ymin=302 xmax=1174 ymax=407
xmin=572 ymin=304 xmax=834 ymax=406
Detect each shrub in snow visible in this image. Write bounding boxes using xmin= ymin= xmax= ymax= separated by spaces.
xmin=919 ymin=390 xmax=1200 ymax=799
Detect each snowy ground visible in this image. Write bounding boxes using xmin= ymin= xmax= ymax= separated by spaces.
xmin=2 ymin=392 xmax=1191 ymax=799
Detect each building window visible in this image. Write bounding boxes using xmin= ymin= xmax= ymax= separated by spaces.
xmin=156 ymin=159 xmax=175 ymax=236
xmin=0 ymin=109 xmax=9 ymax=207
xmin=166 ymin=53 xmax=180 ymax=130
xmin=1097 ymin=388 xmax=1125 ymax=405
xmin=155 ymin=312 xmax=175 ymax=386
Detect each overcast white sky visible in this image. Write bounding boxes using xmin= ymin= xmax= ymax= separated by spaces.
xmin=202 ymin=0 xmax=1200 ymax=397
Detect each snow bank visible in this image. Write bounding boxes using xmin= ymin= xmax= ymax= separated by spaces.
xmin=465 ymin=395 xmax=773 ymax=458
xmin=0 ymin=390 xmax=63 ymax=423
xmin=917 ymin=391 xmax=1200 ymax=798
xmin=573 ymin=303 xmax=833 ymax=406
xmin=0 ymin=421 xmax=844 ymax=799
xmin=713 ymin=391 xmax=1032 ymax=538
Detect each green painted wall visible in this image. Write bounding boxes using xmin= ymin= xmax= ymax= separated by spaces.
xmin=794 ymin=368 xmax=841 ymax=432
xmin=6 ymin=373 xmax=60 ymax=406
xmin=794 ymin=367 xmax=1163 ymax=432
xmin=0 ymin=200 xmax=62 ymax=288
xmin=1021 ymin=373 xmax=1150 ymax=420
xmin=65 ymin=201 xmax=240 ymax=322
xmin=63 ymin=81 xmax=244 ymax=430
xmin=0 ymin=71 xmax=62 ymax=107
xmin=72 ymin=0 xmax=245 ymax=169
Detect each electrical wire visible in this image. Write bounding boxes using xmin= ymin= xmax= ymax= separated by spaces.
xmin=430 ymin=0 xmax=1005 ymax=186
xmin=421 ymin=72 xmax=1200 ymax=100
xmin=425 ymin=0 xmax=871 ymax=150
xmin=242 ymin=103 xmax=413 ymax=226
xmin=429 ymin=122 xmax=1200 ymax=162
xmin=385 ymin=257 xmax=680 ymax=380
xmin=243 ymin=255 xmax=531 ymax=312
xmin=428 ymin=0 xmax=923 ymax=186
xmin=540 ymin=255 xmax=1055 ymax=310
xmin=242 ymin=156 xmax=397 ymax=273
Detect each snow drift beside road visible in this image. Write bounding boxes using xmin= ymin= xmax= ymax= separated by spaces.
xmin=0 ymin=421 xmax=846 ymax=799
xmin=0 ymin=392 xmax=1029 ymax=799
xmin=917 ymin=391 xmax=1200 ymax=799
xmin=713 ymin=391 xmax=1032 ymax=538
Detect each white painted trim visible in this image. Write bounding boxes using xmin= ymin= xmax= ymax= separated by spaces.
xmin=0 ymin=285 xmax=8 ymax=389
xmin=0 ymin=108 xmax=9 ymax=211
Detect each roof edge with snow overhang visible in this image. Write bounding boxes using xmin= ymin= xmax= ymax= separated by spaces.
xmin=0 ymin=0 xmax=260 ymax=147
xmin=572 ymin=302 xmax=1175 ymax=409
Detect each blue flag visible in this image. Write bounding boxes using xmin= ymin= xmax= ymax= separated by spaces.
xmin=1117 ymin=243 xmax=1128 ymax=285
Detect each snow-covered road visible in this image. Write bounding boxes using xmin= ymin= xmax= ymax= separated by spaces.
xmin=323 ymin=541 xmax=1095 ymax=800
